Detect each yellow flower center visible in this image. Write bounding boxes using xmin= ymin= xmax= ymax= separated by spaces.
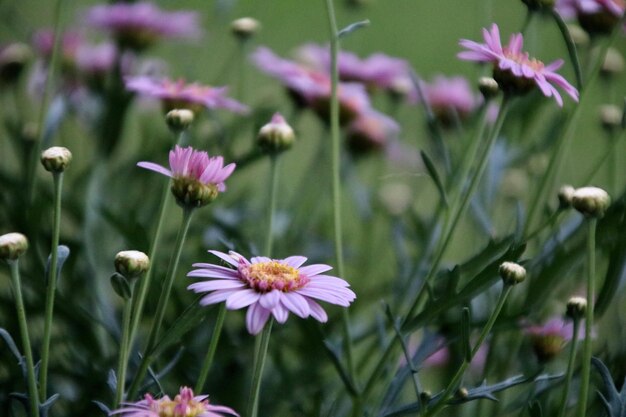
xmin=242 ymin=261 xmax=309 ymax=292
xmin=158 ymin=397 xmax=206 ymax=417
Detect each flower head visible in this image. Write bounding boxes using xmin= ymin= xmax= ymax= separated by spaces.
xmin=125 ymin=76 xmax=248 ymax=114
xmin=138 ymin=146 xmax=235 ymax=208
xmin=523 ymin=317 xmax=586 ymax=362
xmin=257 ymin=112 xmax=296 ymax=153
xmin=420 ymin=75 xmax=479 ymax=126
xmin=458 ymin=24 xmax=579 ymax=106
xmin=345 ymin=109 xmax=400 ymax=155
xmin=251 ymin=46 xmax=370 ymax=124
xmin=109 ymin=386 xmax=238 ymax=417
xmin=85 ymin=2 xmax=202 ymax=51
xmin=188 ymin=251 xmax=356 ymax=335
xmin=568 ymin=0 xmax=625 ymax=33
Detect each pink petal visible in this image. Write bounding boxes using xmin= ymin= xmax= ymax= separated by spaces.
xmin=246 ymin=303 xmax=271 ymax=335
xmin=259 ymin=290 xmax=281 ymax=309
xmin=226 ymin=289 xmax=261 ymax=309
xmin=208 ymin=250 xmax=240 ymax=266
xmin=271 ymin=303 xmax=289 ymax=323
xmin=187 ymin=280 xmax=245 ymax=292
xmin=306 ymin=299 xmax=328 ymax=322
xmin=137 ymin=162 xmax=172 ymax=177
xmin=299 ymin=264 xmax=333 ymax=277
xmin=281 ymin=292 xmax=311 ymax=318
xmin=200 ymin=290 xmax=238 ymax=306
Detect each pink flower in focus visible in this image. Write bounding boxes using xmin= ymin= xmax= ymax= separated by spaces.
xmin=125 ymin=76 xmax=248 ymax=114
xmin=251 ymin=46 xmax=370 ymax=124
xmin=138 ymin=146 xmax=235 ymax=208
xmin=420 ymin=75 xmax=479 ymax=125
xmin=458 ymin=23 xmax=579 ymax=106
xmin=109 ymin=386 xmax=238 ymax=417
xmin=346 ymin=109 xmax=400 ymax=155
xmin=188 ymin=251 xmax=356 ymax=335
xmin=85 ymin=2 xmax=202 ymax=50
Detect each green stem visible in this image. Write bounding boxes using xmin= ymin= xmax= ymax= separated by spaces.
xmin=323 ymin=0 xmax=356 ymax=393
xmin=39 ymin=171 xmax=63 ymax=401
xmin=114 ymin=283 xmax=135 ymax=407
xmin=424 ymin=285 xmax=513 ymax=417
xmin=9 ymin=261 xmax=40 ymax=417
xmin=406 ymin=96 xmax=512 ymax=321
xmin=557 ymin=317 xmax=581 ymax=417
xmin=576 ymin=218 xmax=597 ymax=417
xmin=247 ymin=319 xmax=273 ymax=417
xmin=127 ymin=208 xmax=194 ymax=399
xmin=25 ymin=0 xmax=64 ymax=205
xmin=194 ymin=304 xmax=227 ymax=393
xmin=523 ymin=21 xmax=623 ymax=236
xmin=265 ymin=154 xmax=280 ymax=257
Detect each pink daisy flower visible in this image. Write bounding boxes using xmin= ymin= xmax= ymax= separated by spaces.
xmin=523 ymin=317 xmax=589 ymax=362
xmin=125 ymin=76 xmax=248 ymax=114
xmin=419 ymin=75 xmax=480 ymax=125
xmin=138 ymin=146 xmax=235 ymax=208
xmin=85 ymin=2 xmax=202 ymax=51
xmin=109 ymin=386 xmax=238 ymax=417
xmin=187 ymin=250 xmax=356 ymax=335
xmin=458 ymin=23 xmax=579 ymax=106
xmin=345 ymin=109 xmax=400 ymax=155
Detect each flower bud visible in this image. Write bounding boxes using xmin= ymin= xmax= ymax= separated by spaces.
xmin=601 ymin=48 xmax=624 ymax=77
xmin=41 ymin=146 xmax=72 ymax=173
xmin=566 ymin=296 xmax=587 ymax=319
xmin=115 ymin=250 xmax=150 ymax=278
xmin=0 ymin=43 xmax=32 ymax=85
xmin=567 ymin=25 xmax=589 ymax=47
xmin=455 ymin=387 xmax=469 ymax=400
xmin=0 ymin=233 xmax=28 ymax=261
xmin=572 ymin=187 xmax=610 ymax=218
xmin=599 ymin=104 xmax=623 ymax=133
xmin=499 ymin=262 xmax=526 ymax=285
xmin=171 ymin=177 xmax=219 ymax=208
xmin=558 ymin=185 xmax=575 ymax=209
xmin=166 ymin=109 xmax=195 ymax=133
xmin=530 ymin=332 xmax=565 ymax=362
xmin=257 ymin=113 xmax=295 ymax=153
xmin=231 ymin=17 xmax=260 ymax=40
xmin=478 ymin=77 xmax=499 ymax=99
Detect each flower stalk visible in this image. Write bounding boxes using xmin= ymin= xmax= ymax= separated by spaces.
xmin=557 ymin=317 xmax=581 ymax=417
xmin=194 ymin=304 xmax=227 ymax=393
xmin=114 ymin=280 xmax=136 ymax=407
xmin=247 ymin=319 xmax=273 ymax=417
xmin=265 ymin=154 xmax=281 ymax=256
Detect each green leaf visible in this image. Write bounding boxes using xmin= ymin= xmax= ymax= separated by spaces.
xmin=337 ymin=19 xmax=370 ymax=39
xmin=0 ymin=328 xmax=23 ymax=364
xmin=461 ymin=308 xmax=471 ymax=362
xmin=592 ymin=357 xmax=626 ymax=417
xmin=421 ymin=150 xmax=448 ymax=207
xmin=149 ymin=296 xmax=207 ymax=357
xmin=551 ymin=9 xmax=583 ymax=91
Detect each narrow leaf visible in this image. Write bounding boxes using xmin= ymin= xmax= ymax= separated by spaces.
xmin=337 ymin=19 xmax=370 ymax=38
xmin=150 ymin=296 xmax=206 ymax=357
xmin=0 ymin=328 xmax=23 ymax=363
xmin=322 ymin=339 xmax=358 ymax=396
xmin=551 ymin=9 xmax=583 ymax=91
xmin=45 ymin=245 xmax=70 ymax=285
xmin=595 ymin=238 xmax=626 ymax=318
xmin=93 ymin=401 xmax=111 ymax=416
xmin=421 ymin=150 xmax=448 ymax=207
xmin=461 ymin=308 xmax=471 ymax=362
xmin=39 ymin=393 xmax=60 ymax=417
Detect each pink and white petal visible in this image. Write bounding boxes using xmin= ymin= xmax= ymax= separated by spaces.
xmin=282 ymin=256 xmax=308 ymax=268
xmin=297 ymin=288 xmax=352 ymax=306
xmin=281 ymin=292 xmax=311 ymax=318
xmin=310 ymin=275 xmax=352 ymax=287
xmin=187 ymin=268 xmax=240 ymax=280
xmin=136 ymin=162 xmax=172 ymax=177
xmin=208 ymin=250 xmax=240 ymax=266
xmin=298 ymin=264 xmax=333 ymax=276
xmin=250 ymin=256 xmax=272 ymax=264
xmin=213 ymin=163 xmax=236 ymax=183
xmin=187 ymin=280 xmax=246 ymax=292
xmin=199 ymin=160 xmax=221 ymax=184
xmin=271 ymin=303 xmax=290 ymax=323
xmin=225 ymin=289 xmax=261 ymax=309
xmin=246 ymin=303 xmax=271 ymax=335
xmin=545 ymin=59 xmax=564 ymax=72
xmin=200 ymin=290 xmax=238 ymax=306
xmin=306 ymin=299 xmax=328 ymax=322
xmin=259 ymin=290 xmax=281 ymax=309
xmin=206 ymin=404 xmax=239 ymax=417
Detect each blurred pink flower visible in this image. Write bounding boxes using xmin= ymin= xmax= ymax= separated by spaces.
xmin=251 ymin=46 xmax=370 ymax=124
xmin=125 ymin=76 xmax=248 ymax=114
xmin=295 ymin=43 xmax=412 ymax=92
xmin=523 ymin=317 xmax=589 ymax=362
xmin=346 ymin=109 xmax=400 ymax=154
xmin=420 ymin=75 xmax=479 ymax=125
xmin=109 ymin=386 xmax=238 ymax=417
xmin=85 ymin=2 xmax=202 ymax=50
xmin=188 ymin=250 xmax=356 ymax=335
xmin=32 ymin=29 xmax=83 ymax=62
xmin=576 ymin=0 xmax=624 ymax=16
xmin=458 ymin=23 xmax=579 ymax=106
xmin=76 ymin=42 xmax=117 ymax=75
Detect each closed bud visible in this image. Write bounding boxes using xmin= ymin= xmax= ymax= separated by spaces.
xmin=0 ymin=43 xmax=32 ymax=85
xmin=115 ymin=250 xmax=150 ymax=278
xmin=41 ymin=146 xmax=72 ymax=173
xmin=566 ymin=296 xmax=587 ymax=319
xmin=601 ymin=48 xmax=624 ymax=77
xmin=166 ymin=109 xmax=194 ymax=133
xmin=567 ymin=25 xmax=589 ymax=47
xmin=455 ymin=387 xmax=469 ymax=400
xmin=599 ymin=104 xmax=623 ymax=133
xmin=0 ymin=233 xmax=28 ymax=261
xmin=572 ymin=187 xmax=610 ymax=218
xmin=558 ymin=185 xmax=576 ymax=209
xmin=231 ymin=17 xmax=260 ymax=40
xmin=171 ymin=177 xmax=219 ymax=208
xmin=499 ymin=262 xmax=526 ymax=285
xmin=257 ymin=113 xmax=295 ymax=153
xmin=420 ymin=390 xmax=432 ymax=403
xmin=478 ymin=76 xmax=499 ymax=99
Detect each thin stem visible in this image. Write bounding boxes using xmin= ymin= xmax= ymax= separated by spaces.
xmin=323 ymin=0 xmax=356 ymax=391
xmin=265 ymin=154 xmax=280 ymax=256
xmin=424 ymin=285 xmax=513 ymax=417
xmin=114 ymin=283 xmax=135 ymax=407
xmin=557 ymin=317 xmax=581 ymax=417
xmin=194 ymin=304 xmax=227 ymax=393
xmin=25 ymin=0 xmax=64 ymax=205
xmin=39 ymin=171 xmax=63 ymax=401
xmin=247 ymin=319 xmax=273 ymax=417
xmin=9 ymin=261 xmax=40 ymax=417
xmin=576 ymin=218 xmax=597 ymax=417
xmin=127 ymin=208 xmax=195 ymax=399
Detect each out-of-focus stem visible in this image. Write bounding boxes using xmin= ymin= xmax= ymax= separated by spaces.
xmin=247 ymin=319 xmax=273 ymax=417
xmin=557 ymin=317 xmax=581 ymax=417
xmin=194 ymin=304 xmax=227 ymax=393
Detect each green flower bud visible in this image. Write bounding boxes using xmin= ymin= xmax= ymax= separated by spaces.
xmin=115 ymin=250 xmax=150 ymax=278
xmin=566 ymin=296 xmax=587 ymax=320
xmin=41 ymin=146 xmax=72 ymax=173
xmin=558 ymin=185 xmax=576 ymax=209
xmin=171 ymin=177 xmax=219 ymax=208
xmin=478 ymin=76 xmax=499 ymax=99
xmin=499 ymin=262 xmax=526 ymax=285
xmin=166 ymin=109 xmax=195 ymax=133
xmin=231 ymin=17 xmax=261 ymax=40
xmin=0 ymin=233 xmax=28 ymax=261
xmin=257 ymin=113 xmax=295 ymax=153
xmin=572 ymin=187 xmax=610 ymax=218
